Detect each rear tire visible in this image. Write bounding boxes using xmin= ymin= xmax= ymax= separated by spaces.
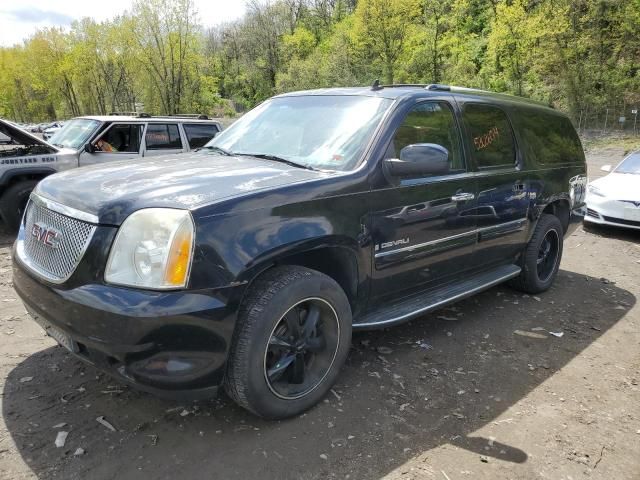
xmin=0 ymin=180 xmax=38 ymax=232
xmin=509 ymin=213 xmax=564 ymax=294
xmin=224 ymin=266 xmax=352 ymax=419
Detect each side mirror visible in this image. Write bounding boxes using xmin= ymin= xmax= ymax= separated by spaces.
xmin=84 ymin=143 xmax=95 ymax=153
xmin=384 ymin=143 xmax=450 ymax=177
xmin=600 ymin=164 xmax=612 ymax=172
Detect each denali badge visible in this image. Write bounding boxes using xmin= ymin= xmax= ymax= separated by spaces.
xmin=375 ymin=238 xmax=410 ymax=251
xmin=31 ymin=222 xmax=61 ymax=248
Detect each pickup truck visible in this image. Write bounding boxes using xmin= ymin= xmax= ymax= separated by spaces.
xmin=0 ymin=116 xmax=221 ymax=229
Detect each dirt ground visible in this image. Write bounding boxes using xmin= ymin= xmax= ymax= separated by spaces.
xmin=0 ymin=147 xmax=639 ymax=480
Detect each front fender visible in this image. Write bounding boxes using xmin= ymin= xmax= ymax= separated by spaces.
xmin=190 ymin=206 xmax=367 ymax=292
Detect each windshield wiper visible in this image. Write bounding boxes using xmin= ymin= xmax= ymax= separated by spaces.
xmin=204 ymin=145 xmax=233 ymax=156
xmin=235 ymin=153 xmax=316 ymax=171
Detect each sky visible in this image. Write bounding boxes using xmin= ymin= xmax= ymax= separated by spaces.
xmin=0 ymin=0 xmax=247 ymax=47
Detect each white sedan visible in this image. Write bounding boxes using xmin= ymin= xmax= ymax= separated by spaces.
xmin=585 ymin=151 xmax=640 ymax=230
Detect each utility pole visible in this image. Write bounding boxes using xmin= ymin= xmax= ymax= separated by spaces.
xmin=633 ymin=108 xmax=638 ymax=136
xmin=603 ymin=108 xmax=609 ymax=132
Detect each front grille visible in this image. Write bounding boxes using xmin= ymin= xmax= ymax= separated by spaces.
xmin=21 ymin=199 xmax=96 ymax=282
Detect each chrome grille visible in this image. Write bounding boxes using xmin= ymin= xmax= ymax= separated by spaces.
xmin=20 ymin=198 xmax=96 ymax=282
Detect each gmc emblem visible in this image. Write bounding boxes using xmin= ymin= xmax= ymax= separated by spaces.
xmin=31 ymin=222 xmax=61 ymax=248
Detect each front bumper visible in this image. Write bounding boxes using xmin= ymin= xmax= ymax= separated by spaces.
xmin=584 ymin=194 xmax=640 ymax=230
xmin=12 ymin=256 xmax=244 ymax=400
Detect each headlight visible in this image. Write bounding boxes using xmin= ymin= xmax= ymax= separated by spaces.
xmin=587 ymin=185 xmax=605 ymax=197
xmin=105 ymin=208 xmax=194 ymax=289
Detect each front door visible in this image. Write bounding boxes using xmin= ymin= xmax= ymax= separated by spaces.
xmin=79 ymin=123 xmax=143 ymax=166
xmin=369 ymin=100 xmax=478 ymax=303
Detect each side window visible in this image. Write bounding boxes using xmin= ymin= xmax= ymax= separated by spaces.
xmin=145 ymin=124 xmax=182 ymax=150
xmin=519 ymin=111 xmax=584 ymax=165
xmin=463 ymin=104 xmax=516 ymax=169
xmin=94 ymin=124 xmax=142 ymax=153
xmin=387 ymin=101 xmax=464 ymax=173
xmin=183 ymin=124 xmax=219 ymax=149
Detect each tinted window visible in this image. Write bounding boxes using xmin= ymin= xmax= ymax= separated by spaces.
xmin=183 ymin=124 xmax=219 ymax=149
xmin=94 ymin=124 xmax=142 ymax=153
xmin=145 ymin=124 xmax=182 ymax=150
xmin=463 ymin=104 xmax=516 ymax=168
xmin=387 ymin=101 xmax=464 ymax=172
xmin=519 ymin=111 xmax=584 ymax=165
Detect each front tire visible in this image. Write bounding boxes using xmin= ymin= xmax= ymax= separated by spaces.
xmin=0 ymin=180 xmax=38 ymax=232
xmin=509 ymin=213 xmax=564 ymax=294
xmin=224 ymin=266 xmax=352 ymax=419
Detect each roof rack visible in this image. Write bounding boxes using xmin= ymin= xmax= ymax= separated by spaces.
xmin=106 ymin=112 xmax=210 ymax=119
xmin=165 ymin=114 xmax=210 ymax=120
xmin=379 ymin=83 xmax=452 ymax=91
xmin=108 ymin=111 xmax=142 ymax=116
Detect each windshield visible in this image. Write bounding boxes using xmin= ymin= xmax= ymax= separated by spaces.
xmin=615 ymin=153 xmax=640 ymax=174
xmin=49 ymin=118 xmax=100 ymax=149
xmin=205 ymin=95 xmax=393 ymax=171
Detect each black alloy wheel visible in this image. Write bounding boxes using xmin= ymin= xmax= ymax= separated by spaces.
xmin=536 ymin=228 xmax=560 ymax=282
xmin=264 ymin=297 xmax=340 ymax=400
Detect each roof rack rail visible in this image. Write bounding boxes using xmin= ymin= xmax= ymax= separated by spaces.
xmin=165 ymin=114 xmax=210 ymax=120
xmin=108 ymin=111 xmax=141 ymax=116
xmin=425 ymin=84 xmax=451 ymax=91
xmin=378 ymin=83 xmax=452 ymax=91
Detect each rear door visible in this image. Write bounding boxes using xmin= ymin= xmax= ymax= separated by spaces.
xmin=142 ymin=123 xmax=186 ymax=157
xmin=456 ymin=100 xmax=529 ymax=267
xmin=369 ymin=99 xmax=478 ymax=303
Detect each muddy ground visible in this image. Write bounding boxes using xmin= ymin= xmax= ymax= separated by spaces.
xmin=0 ymin=147 xmax=638 ymax=480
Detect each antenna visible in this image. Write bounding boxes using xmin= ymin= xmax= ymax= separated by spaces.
xmin=371 ymin=79 xmax=383 ymax=91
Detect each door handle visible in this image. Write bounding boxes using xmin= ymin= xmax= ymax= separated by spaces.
xmin=451 ymin=192 xmax=475 ymax=202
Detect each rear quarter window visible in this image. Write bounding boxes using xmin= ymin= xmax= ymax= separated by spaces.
xmin=183 ymin=123 xmax=219 ymax=149
xmin=518 ymin=111 xmax=584 ymax=165
xmin=462 ymin=103 xmax=517 ymax=169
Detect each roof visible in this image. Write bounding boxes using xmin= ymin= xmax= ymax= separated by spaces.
xmin=277 ymin=84 xmax=553 ymax=109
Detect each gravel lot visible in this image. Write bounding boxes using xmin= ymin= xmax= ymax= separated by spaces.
xmin=0 ymin=146 xmax=639 ymax=479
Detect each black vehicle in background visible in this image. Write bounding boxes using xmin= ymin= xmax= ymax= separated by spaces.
xmin=12 ymin=84 xmax=586 ymax=419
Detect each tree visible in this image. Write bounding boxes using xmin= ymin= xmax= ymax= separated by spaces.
xmin=354 ymin=0 xmax=421 ymax=84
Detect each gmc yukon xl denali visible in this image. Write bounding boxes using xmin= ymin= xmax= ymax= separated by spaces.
xmin=12 ymin=85 xmax=587 ymax=419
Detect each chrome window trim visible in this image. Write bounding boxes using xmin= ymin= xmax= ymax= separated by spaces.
xmin=30 ymin=193 xmax=99 ymax=224
xmin=374 ymin=218 xmax=527 ymax=259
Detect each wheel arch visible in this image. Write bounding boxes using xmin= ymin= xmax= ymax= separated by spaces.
xmin=0 ymin=168 xmax=55 ymax=190
xmin=539 ymin=198 xmax=571 ymax=234
xmin=236 ymin=238 xmax=364 ymax=315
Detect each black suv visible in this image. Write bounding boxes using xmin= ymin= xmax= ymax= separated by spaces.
xmin=12 ymin=85 xmax=587 ymax=419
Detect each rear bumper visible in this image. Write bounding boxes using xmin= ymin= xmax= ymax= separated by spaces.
xmin=13 ymin=256 xmax=243 ymax=400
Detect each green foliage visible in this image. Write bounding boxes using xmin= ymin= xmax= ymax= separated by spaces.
xmin=0 ymin=0 xmax=638 ymax=123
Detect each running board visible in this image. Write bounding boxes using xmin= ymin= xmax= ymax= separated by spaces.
xmin=354 ymin=264 xmax=521 ymax=330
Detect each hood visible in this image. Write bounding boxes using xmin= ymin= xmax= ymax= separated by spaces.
xmin=0 ymin=119 xmax=60 ymax=153
xmin=35 ymin=152 xmax=330 ymax=225
xmin=590 ymin=172 xmax=640 ymax=200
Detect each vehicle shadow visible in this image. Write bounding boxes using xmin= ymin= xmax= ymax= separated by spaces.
xmin=2 ymin=269 xmax=634 ymax=479
xmin=582 ymin=221 xmax=640 ymax=242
